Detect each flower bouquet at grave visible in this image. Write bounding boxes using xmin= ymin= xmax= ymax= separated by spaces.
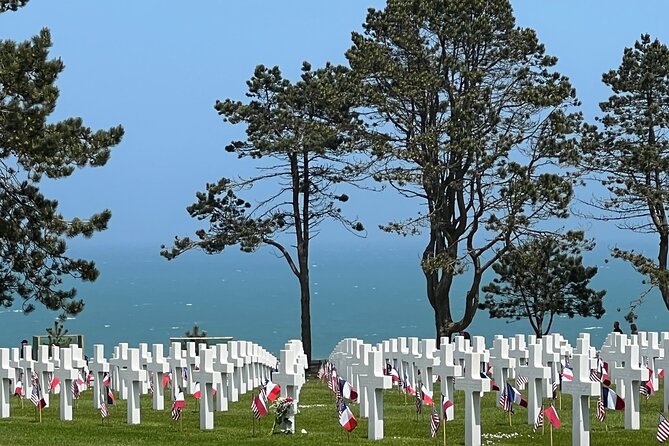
xmin=270 ymin=396 xmax=294 ymax=434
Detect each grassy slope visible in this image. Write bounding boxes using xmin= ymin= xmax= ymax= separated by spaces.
xmin=1 ymin=379 xmax=663 ymax=445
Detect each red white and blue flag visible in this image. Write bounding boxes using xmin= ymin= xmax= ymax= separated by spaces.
xmin=421 ymin=385 xmax=434 ymax=406
xmin=264 ymin=379 xmax=281 ymax=402
xmin=338 ymin=401 xmax=358 ymax=432
xmin=601 ymin=387 xmax=625 ymax=411
xmin=251 ymin=390 xmax=268 ymax=419
xmin=442 ymin=395 xmax=454 ymax=421
xmin=338 ymin=378 xmax=358 ymax=403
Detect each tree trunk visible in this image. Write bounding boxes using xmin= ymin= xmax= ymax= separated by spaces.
xmin=298 ymin=271 xmax=312 ymax=362
xmin=433 ymin=268 xmax=483 ymax=345
xmin=659 ymin=232 xmax=669 ymax=311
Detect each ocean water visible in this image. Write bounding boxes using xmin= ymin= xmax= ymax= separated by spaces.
xmin=0 ymin=237 xmax=665 ymax=359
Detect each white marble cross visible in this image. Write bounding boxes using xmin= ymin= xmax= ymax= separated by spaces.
xmin=237 ymin=341 xmax=252 ymax=394
xmin=212 ymin=343 xmax=233 ymax=412
xmin=601 ymin=333 xmax=628 ymax=397
xmin=147 ymin=344 xmax=170 ymax=410
xmin=415 ymin=339 xmax=439 ymax=394
xmin=138 ymin=342 xmax=152 ymax=394
xmin=89 ymin=345 xmax=110 ymax=409
xmin=108 ymin=343 xmax=129 ymax=399
xmin=454 ymin=350 xmax=491 ymax=446
xmin=541 ymin=335 xmax=561 ymax=385
xmin=54 ymin=347 xmax=83 ymax=421
xmin=519 ymin=342 xmax=551 ymax=426
xmin=562 ymin=338 xmax=600 ymax=446
xmin=509 ymin=334 xmax=529 ymax=387
xmin=33 ymin=346 xmax=54 ymax=407
xmin=615 ymin=342 xmax=647 ymax=430
xmin=640 ymin=332 xmax=661 ymax=391
xmin=351 ymin=343 xmax=373 ymax=418
xmin=273 ymin=346 xmax=300 ymax=434
xmin=226 ymin=341 xmax=244 ymax=402
xmin=18 ymin=346 xmax=35 ymax=399
xmin=287 ymin=339 xmax=308 ymax=408
xmin=228 ymin=341 xmax=246 ymax=398
xmin=184 ymin=342 xmax=199 ymax=394
xmin=168 ymin=342 xmax=188 ymax=401
xmin=435 ymin=338 xmax=462 ymax=421
xmin=657 ymin=337 xmax=669 ymax=415
xmin=359 ymin=347 xmax=392 ymax=440
xmin=120 ymin=348 xmax=148 ymax=425
xmin=396 ymin=337 xmax=410 ymax=384
xmin=489 ymin=336 xmax=515 ymax=408
xmin=452 ymin=335 xmax=471 ymax=371
xmin=0 ymin=348 xmax=15 ymax=418
xmin=193 ymin=347 xmax=216 ymax=430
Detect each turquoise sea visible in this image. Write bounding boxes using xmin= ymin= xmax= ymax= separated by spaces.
xmin=0 ymin=237 xmax=665 ymax=359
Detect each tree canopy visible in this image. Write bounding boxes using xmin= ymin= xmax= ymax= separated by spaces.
xmin=346 ymin=0 xmax=582 ymax=339
xmin=582 ymin=34 xmax=669 ymax=318
xmin=480 ymin=232 xmax=606 ymax=336
xmin=0 ymin=2 xmax=124 ymax=316
xmin=162 ymin=63 xmax=368 ymax=360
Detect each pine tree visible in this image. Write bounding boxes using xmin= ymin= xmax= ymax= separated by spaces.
xmin=0 ymin=2 xmax=124 ymax=317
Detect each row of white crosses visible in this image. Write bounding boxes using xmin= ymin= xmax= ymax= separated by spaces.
xmin=0 ymin=339 xmax=277 ymax=430
xmin=328 ymin=331 xmax=669 ymax=446
xmin=0 ymin=344 xmax=88 ymax=421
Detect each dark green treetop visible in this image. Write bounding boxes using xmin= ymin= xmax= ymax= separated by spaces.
xmin=479 ymin=231 xmax=606 ymax=337
xmin=0 ymin=3 xmax=124 ymax=316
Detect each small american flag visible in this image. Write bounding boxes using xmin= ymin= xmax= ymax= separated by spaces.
xmin=72 ymin=381 xmax=80 ymax=400
xmin=640 ymin=383 xmax=651 ymax=399
xmin=515 ymin=374 xmax=528 ymax=389
xmin=30 ymin=373 xmax=46 ymax=408
xmin=171 ymin=406 xmax=182 ymax=421
xmin=415 ymin=388 xmax=423 ymax=414
xmin=148 ymin=373 xmax=155 ymax=395
xmin=499 ymin=388 xmax=512 ymax=413
xmin=430 ymin=406 xmax=440 ymax=438
xmin=658 ymin=413 xmax=669 ymax=443
xmin=551 ymin=381 xmax=559 ymax=399
xmin=596 ymin=397 xmax=606 ymax=422
xmin=589 ymin=369 xmax=601 ymax=382
xmin=100 ymin=401 xmax=110 ymax=418
xmin=534 ymin=408 xmax=544 ymax=430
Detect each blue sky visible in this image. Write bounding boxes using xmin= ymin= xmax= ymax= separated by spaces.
xmin=2 ymin=1 xmax=669 ymax=252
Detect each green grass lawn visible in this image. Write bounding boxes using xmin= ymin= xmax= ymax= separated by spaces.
xmin=0 ymin=379 xmax=664 ymax=445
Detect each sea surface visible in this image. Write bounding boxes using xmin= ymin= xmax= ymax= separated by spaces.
xmin=0 ymin=237 xmax=665 ymax=359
